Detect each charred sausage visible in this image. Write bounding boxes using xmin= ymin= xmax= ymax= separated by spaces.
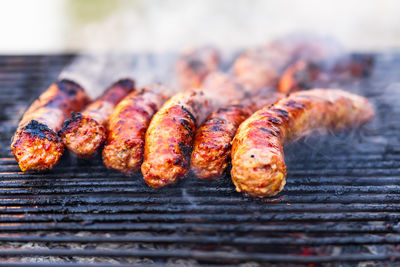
xmin=176 ymin=46 xmax=220 ymax=90
xmin=59 ymin=79 xmax=134 ymax=158
xmin=190 ymin=102 xmax=254 ymax=180
xmin=11 ymin=79 xmax=90 ymax=172
xmin=231 ymin=89 xmax=374 ymax=198
xmin=141 ymin=90 xmax=211 ymax=188
xmin=190 ymin=93 xmax=282 ymax=180
xmin=103 ymin=84 xmax=169 ymax=174
xmin=141 ymin=72 xmax=245 ymax=188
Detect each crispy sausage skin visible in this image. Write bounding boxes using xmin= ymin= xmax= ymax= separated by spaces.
xmin=103 ymin=85 xmax=169 ymax=174
xmin=141 ymin=90 xmax=212 ymax=188
xmin=190 ymin=103 xmax=253 ymax=180
xmin=231 ymin=89 xmax=374 ymax=198
xmin=190 ymin=94 xmax=282 ymax=180
xmin=59 ymin=79 xmax=134 ymax=158
xmin=11 ymin=79 xmax=90 ymax=172
xmin=141 ymin=72 xmax=246 ymax=188
xmin=176 ymin=46 xmax=220 ymax=90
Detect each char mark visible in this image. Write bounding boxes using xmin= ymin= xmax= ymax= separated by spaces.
xmin=209 ymin=125 xmax=223 ymax=132
xmin=23 ymin=120 xmax=57 ymax=141
xmin=268 ymin=117 xmax=281 ymax=125
xmin=272 ymin=108 xmax=289 ymax=119
xmin=57 ymin=79 xmax=84 ymax=96
xmin=259 ymin=127 xmax=278 ymax=137
xmin=180 ymin=119 xmax=194 ymax=135
xmin=59 ymin=112 xmax=82 ymax=135
xmin=285 ymin=100 xmax=306 ymax=109
xmin=178 ymin=141 xmax=192 ymax=162
xmin=112 ymin=79 xmax=135 ymax=90
xmin=181 ymin=106 xmax=197 ymax=126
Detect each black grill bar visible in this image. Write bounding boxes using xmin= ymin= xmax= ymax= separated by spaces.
xmin=0 ymin=235 xmax=400 ymax=246
xmin=0 ymin=222 xmax=396 ymax=233
xmin=0 ymin=223 xmax=398 ymax=234
xmin=1 ymin=249 xmax=400 ymax=263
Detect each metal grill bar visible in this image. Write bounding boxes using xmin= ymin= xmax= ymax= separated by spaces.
xmin=0 ymin=249 xmax=400 ymax=263
xmin=0 ymin=235 xmax=400 ymax=245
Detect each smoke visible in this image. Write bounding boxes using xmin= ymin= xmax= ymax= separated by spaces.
xmin=59 ymin=0 xmax=400 ymax=53
xmin=57 ymin=51 xmax=179 ymax=100
xmin=58 ymin=54 xmax=109 ymax=99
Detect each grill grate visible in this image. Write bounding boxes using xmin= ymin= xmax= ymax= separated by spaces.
xmin=0 ymin=54 xmax=400 ymax=266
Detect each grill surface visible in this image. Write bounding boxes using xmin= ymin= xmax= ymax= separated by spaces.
xmin=0 ymin=54 xmax=400 ymax=266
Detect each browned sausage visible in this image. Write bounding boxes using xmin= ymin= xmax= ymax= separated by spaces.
xmin=190 ymin=93 xmax=282 ymax=180
xmin=11 ymin=79 xmax=90 ymax=172
xmin=59 ymin=79 xmax=134 ymax=158
xmin=231 ymin=89 xmax=374 ymax=198
xmin=190 ymin=102 xmax=254 ymax=180
xmin=234 ymin=34 xmax=343 ymax=93
xmin=278 ymin=60 xmax=322 ymax=94
xmin=193 ymin=37 xmax=365 ymax=180
xmin=141 ymin=72 xmax=245 ymax=188
xmin=103 ymin=84 xmax=169 ymax=174
xmin=232 ymin=46 xmax=292 ymax=91
xmin=176 ymin=46 xmax=220 ymax=90
xmin=141 ymin=90 xmax=211 ymax=188
xmin=278 ymin=55 xmax=374 ymax=94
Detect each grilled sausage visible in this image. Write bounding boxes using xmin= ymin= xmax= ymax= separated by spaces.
xmin=233 ymin=46 xmax=292 ymax=91
xmin=141 ymin=72 xmax=246 ymax=188
xmin=141 ymin=90 xmax=211 ymax=188
xmin=176 ymin=46 xmax=220 ymax=90
xmin=59 ymin=79 xmax=134 ymax=158
xmin=231 ymin=89 xmax=374 ymax=198
xmin=11 ymin=79 xmax=90 ymax=172
xmin=190 ymin=38 xmax=321 ymax=180
xmin=278 ymin=55 xmax=374 ymax=94
xmin=331 ymin=54 xmax=374 ymax=78
xmin=278 ymin=60 xmax=322 ymax=94
xmin=190 ymin=102 xmax=254 ymax=180
xmin=103 ymin=84 xmax=169 ymax=174
xmin=190 ymin=93 xmax=282 ymax=180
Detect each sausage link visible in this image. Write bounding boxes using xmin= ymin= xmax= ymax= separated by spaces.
xmin=278 ymin=60 xmax=323 ymax=94
xmin=103 ymin=85 xmax=169 ymax=174
xmin=233 ymin=46 xmax=291 ymax=91
xmin=176 ymin=46 xmax=220 ymax=90
xmin=11 ymin=79 xmax=90 ymax=172
xmin=59 ymin=79 xmax=134 ymax=158
xmin=190 ymin=103 xmax=253 ymax=180
xmin=190 ymin=93 xmax=281 ymax=180
xmin=231 ymin=89 xmax=374 ymax=198
xmin=141 ymin=90 xmax=211 ymax=188
xmin=278 ymin=55 xmax=374 ymax=94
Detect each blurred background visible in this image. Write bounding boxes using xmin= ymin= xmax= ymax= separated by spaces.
xmin=0 ymin=0 xmax=399 ymax=54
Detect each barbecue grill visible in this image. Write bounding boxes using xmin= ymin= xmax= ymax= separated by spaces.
xmin=0 ymin=54 xmax=400 ymax=266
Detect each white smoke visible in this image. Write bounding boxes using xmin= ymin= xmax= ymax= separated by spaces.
xmin=2 ymin=0 xmax=400 ymax=54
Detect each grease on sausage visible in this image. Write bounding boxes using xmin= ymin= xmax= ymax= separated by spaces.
xmin=231 ymin=89 xmax=374 ymax=198
xmin=141 ymin=90 xmax=211 ymax=188
xmin=103 ymin=84 xmax=169 ymax=174
xmin=59 ymin=79 xmax=134 ymax=158
xmin=11 ymin=79 xmax=90 ymax=171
